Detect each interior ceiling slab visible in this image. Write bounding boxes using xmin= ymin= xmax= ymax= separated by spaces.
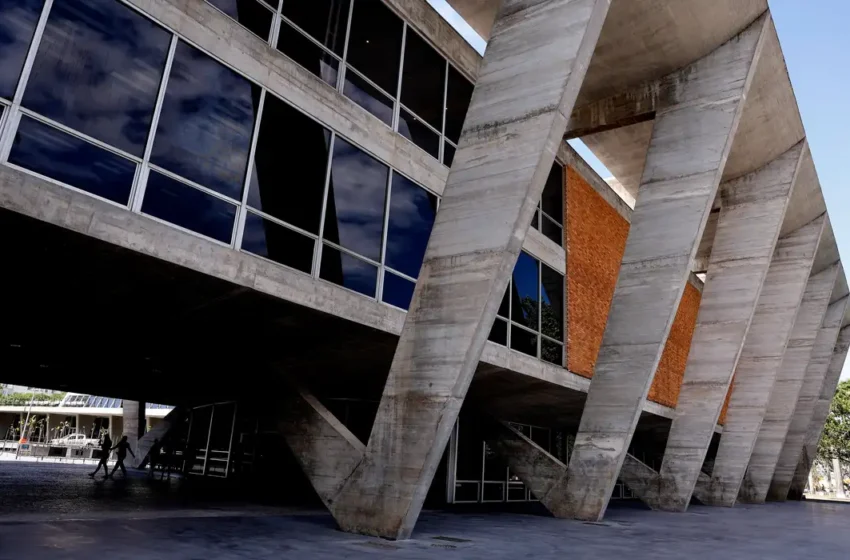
xmin=811 ymin=217 xmax=839 ymax=276
xmin=581 ymin=120 xmax=653 ymax=194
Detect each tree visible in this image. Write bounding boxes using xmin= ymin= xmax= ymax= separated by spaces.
xmin=818 ymin=379 xmax=850 ymax=464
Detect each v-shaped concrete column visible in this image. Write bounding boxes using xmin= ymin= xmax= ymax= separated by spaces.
xmin=326 ymin=0 xmax=612 ymax=539
xmin=788 ymin=325 xmax=850 ymax=498
xmin=616 ymin=142 xmax=805 ymax=512
xmin=556 ymin=14 xmax=770 ymax=521
xmin=739 ymin=262 xmax=841 ymax=503
xmin=694 ymin=214 xmax=826 ymax=507
xmin=768 ymin=290 xmax=848 ymax=500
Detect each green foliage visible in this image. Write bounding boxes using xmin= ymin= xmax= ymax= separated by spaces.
xmin=818 ymin=379 xmax=850 ymax=463
xmin=0 ymin=392 xmax=66 ymax=406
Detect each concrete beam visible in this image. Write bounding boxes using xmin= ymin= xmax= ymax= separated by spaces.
xmin=788 ymin=325 xmax=850 ymax=498
xmin=697 ymin=214 xmax=826 ymax=506
xmin=739 ymin=262 xmax=841 ymax=503
xmin=768 ymin=290 xmax=848 ymax=500
xmin=558 ymin=14 xmax=769 ymax=521
xmin=636 ymin=141 xmax=805 ymax=512
xmin=327 ymin=0 xmax=612 ymax=539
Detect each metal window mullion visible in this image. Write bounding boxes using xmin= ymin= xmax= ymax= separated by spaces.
xmin=145 ymin=164 xmax=241 ymax=206
xmin=234 ymin=89 xmax=266 ymax=250
xmin=0 ymin=0 xmax=54 ymax=162
xmin=202 ymin=405 xmax=216 ymax=477
xmin=538 ymin=260 xmax=543 ymax=359
xmin=224 ymin=403 xmax=238 ymax=478
xmin=398 ymin=102 xmax=442 ymax=137
xmin=345 ymin=66 xmax=395 ymax=103
xmin=392 ymin=23 xmax=406 ymax=132
xmin=131 ymin=34 xmax=177 ymax=213
xmin=337 ymin=0 xmax=355 ymax=94
xmin=377 ymin=169 xmax=393 ymax=303
xmin=313 ymin=132 xmax=337 ymax=277
xmin=245 ymin=207 xmax=320 ymax=242
xmin=383 ymin=266 xmax=416 ymax=284
xmin=440 ymin=59 xmax=448 ymax=163
xmin=322 ymin=239 xmax=381 ymax=268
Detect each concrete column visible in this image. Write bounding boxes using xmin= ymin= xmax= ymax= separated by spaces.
xmin=558 ymin=14 xmax=769 ymax=521
xmin=122 ymin=400 xmax=146 ymax=458
xmin=696 ymin=214 xmax=825 ymax=506
xmin=651 ymin=142 xmax=804 ymax=511
xmin=739 ymin=263 xmax=841 ymax=503
xmin=127 ymin=407 xmax=183 ymax=469
xmin=832 ymin=457 xmax=845 ymax=498
xmin=328 ymin=0 xmax=612 ymax=539
xmin=769 ymin=292 xmax=848 ymax=501
xmin=789 ymin=326 xmax=850 ymax=498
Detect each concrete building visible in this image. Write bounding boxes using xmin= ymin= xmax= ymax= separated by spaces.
xmin=0 ymin=0 xmax=845 ymax=540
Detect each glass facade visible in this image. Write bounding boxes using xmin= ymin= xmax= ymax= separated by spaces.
xmin=530 ymin=163 xmax=565 ymax=246
xmin=490 ymin=251 xmax=565 ymax=366
xmin=0 ymin=0 xmax=568 ymax=374
xmin=209 ymin=0 xmax=474 ymax=167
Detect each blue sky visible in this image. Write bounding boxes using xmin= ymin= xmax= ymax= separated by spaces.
xmin=428 ymin=1 xmax=850 ymax=379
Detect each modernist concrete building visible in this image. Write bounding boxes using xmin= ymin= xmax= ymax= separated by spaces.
xmin=0 ymin=0 xmax=846 ymax=541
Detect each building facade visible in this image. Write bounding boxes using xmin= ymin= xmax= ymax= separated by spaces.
xmin=0 ymin=0 xmax=846 ymax=541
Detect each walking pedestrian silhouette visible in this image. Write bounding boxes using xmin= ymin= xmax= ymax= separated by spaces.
xmin=108 ymin=435 xmax=136 ymax=478
xmin=89 ymin=433 xmax=112 ymax=478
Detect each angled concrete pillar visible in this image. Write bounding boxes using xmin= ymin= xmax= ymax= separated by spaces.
xmin=128 ymin=407 xmax=184 ymax=469
xmin=739 ymin=262 xmax=841 ymax=503
xmin=769 ymin=290 xmax=848 ymax=500
xmin=557 ymin=14 xmax=769 ymax=521
xmin=618 ymin=141 xmax=805 ymax=512
xmin=788 ymin=325 xmax=850 ymax=498
xmin=695 ymin=214 xmax=825 ymax=506
xmin=122 ymin=400 xmax=146 ymax=458
xmin=326 ymin=0 xmax=612 ymax=539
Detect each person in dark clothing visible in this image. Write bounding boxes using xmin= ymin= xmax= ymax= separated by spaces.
xmin=108 ymin=435 xmax=135 ymax=478
xmin=148 ymin=438 xmax=162 ymax=478
xmin=89 ymin=433 xmax=112 ymax=478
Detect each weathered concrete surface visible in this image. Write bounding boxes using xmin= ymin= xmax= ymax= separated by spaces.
xmin=628 ymin=142 xmax=805 ymax=512
xmin=697 ymin=214 xmax=826 ymax=507
xmin=328 ymin=0 xmax=612 ymax=539
xmin=123 ymin=401 xmax=146 ymax=460
xmin=129 ymin=407 xmax=182 ymax=469
xmin=768 ymin=292 xmax=849 ymax=501
xmin=739 ymin=263 xmax=841 ymax=503
xmin=610 ymin=143 xmax=803 ymax=510
xmin=789 ymin=325 xmax=850 ymax=498
xmin=559 ymin=15 xmax=769 ymax=521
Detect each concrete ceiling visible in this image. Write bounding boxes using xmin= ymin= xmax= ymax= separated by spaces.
xmin=582 ymin=120 xmax=653 ymax=196
xmin=779 ymin=150 xmax=826 ymax=237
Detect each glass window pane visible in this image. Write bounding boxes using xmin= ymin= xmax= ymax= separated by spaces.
xmin=324 ymin=138 xmax=387 ymax=261
xmin=141 ymin=172 xmax=237 ymax=243
xmin=23 ymin=0 xmax=170 ymax=157
xmin=346 ymin=0 xmax=401 ymax=94
xmin=510 ymin=325 xmax=537 ymax=358
xmin=541 ymin=215 xmax=562 ymax=246
xmin=511 ymin=252 xmax=539 ymax=331
xmin=385 ymin=173 xmax=437 ymax=278
xmin=382 ymin=271 xmax=415 ymax=310
xmin=530 ymin=209 xmax=539 ymax=231
xmin=400 ymin=31 xmax=445 ymax=130
xmin=151 ymin=41 xmax=261 ymax=200
xmin=320 ymin=244 xmax=377 ymax=297
xmin=242 ymin=212 xmax=314 ymax=274
xmin=0 ymin=0 xmax=43 ymax=100
xmin=541 ymin=264 xmax=564 ymax=340
xmin=541 ymin=163 xmax=563 ymax=225
xmin=488 ymin=318 xmax=507 ymax=346
xmin=247 ymin=94 xmax=330 ymax=234
xmin=276 ymin=19 xmax=339 ymax=88
xmin=498 ymin=286 xmax=509 ymax=318
xmin=9 ymin=116 xmax=136 ymax=205
xmin=281 ymin=0 xmax=350 ymax=56
xmin=443 ymin=142 xmax=455 ymax=168
xmin=343 ymin=70 xmax=393 ymax=126
xmin=207 ymin=0 xmax=273 ymax=40
xmin=398 ymin=108 xmax=439 ymax=160
xmin=445 ymin=65 xmax=473 ymax=144
xmin=541 ymin=339 xmax=563 ymax=366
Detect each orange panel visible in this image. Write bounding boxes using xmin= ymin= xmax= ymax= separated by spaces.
xmin=718 ymin=375 xmax=735 ymax=425
xmin=565 ymin=166 xmax=629 ymax=378
xmin=647 ymin=283 xmax=701 ymax=407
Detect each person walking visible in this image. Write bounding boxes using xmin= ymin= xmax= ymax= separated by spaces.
xmin=108 ymin=435 xmax=135 ymax=479
xmin=89 ymin=433 xmax=112 ymax=478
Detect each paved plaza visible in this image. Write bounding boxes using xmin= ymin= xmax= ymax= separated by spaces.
xmin=1 ymin=462 xmax=849 ymax=559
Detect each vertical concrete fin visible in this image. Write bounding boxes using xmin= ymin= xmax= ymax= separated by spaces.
xmin=789 ymin=325 xmax=850 ymax=498
xmin=651 ymin=140 xmax=805 ymax=511
xmin=769 ymin=289 xmax=849 ymax=500
xmin=276 ymin=384 xmax=365 ymax=512
xmin=490 ymin=421 xmax=568 ymax=506
xmin=740 ymin=262 xmax=841 ymax=503
xmin=701 ymin=212 xmax=826 ymax=506
xmin=558 ymin=13 xmax=770 ymax=521
xmin=129 ymin=406 xmax=184 ymax=469
xmin=329 ymin=0 xmax=612 ymax=539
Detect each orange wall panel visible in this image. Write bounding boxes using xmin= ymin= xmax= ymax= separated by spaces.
xmin=718 ymin=376 xmax=734 ymax=425
xmin=565 ymin=166 xmax=629 ymax=378
xmin=647 ymin=284 xmax=701 ymax=408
